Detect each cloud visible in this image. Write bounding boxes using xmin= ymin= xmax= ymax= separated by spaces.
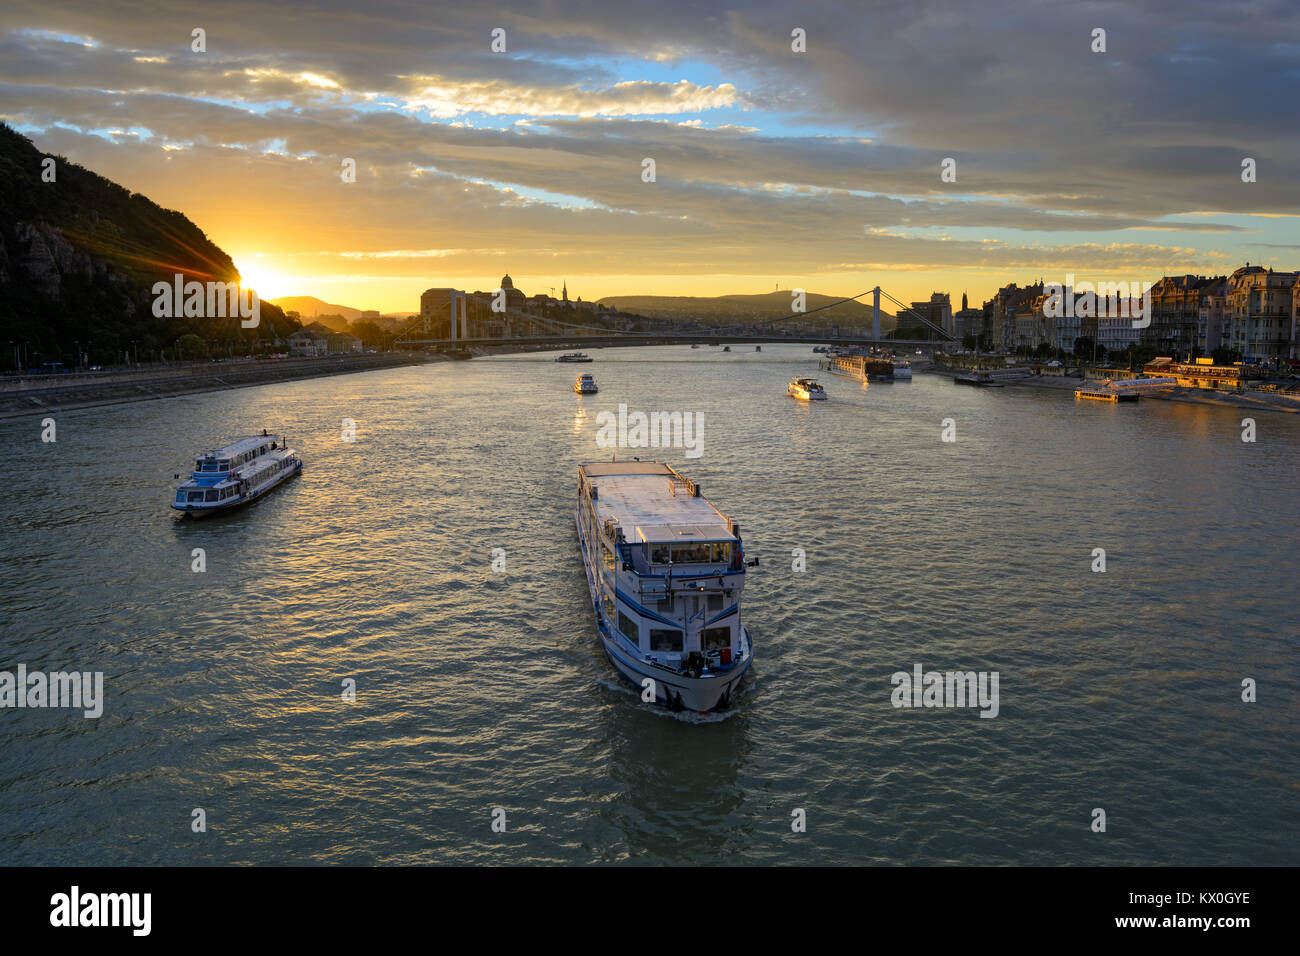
xmin=1 ymin=0 xmax=1294 ymax=307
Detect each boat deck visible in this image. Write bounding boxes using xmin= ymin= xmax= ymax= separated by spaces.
xmin=580 ymin=462 xmax=734 ymax=542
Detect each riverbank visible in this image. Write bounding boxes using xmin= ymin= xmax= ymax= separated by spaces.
xmin=923 ymin=365 xmax=1300 ymax=413
xmin=0 ymin=352 xmax=433 ymax=418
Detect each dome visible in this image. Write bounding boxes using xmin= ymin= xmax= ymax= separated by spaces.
xmin=500 ymin=274 xmax=514 ymax=289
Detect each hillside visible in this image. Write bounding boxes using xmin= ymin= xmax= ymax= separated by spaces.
xmin=599 ymin=290 xmax=896 ymax=330
xmin=269 ymin=296 xmax=364 ymax=326
xmin=0 ymin=123 xmax=294 ymax=367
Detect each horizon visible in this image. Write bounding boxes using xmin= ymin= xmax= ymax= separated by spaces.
xmin=3 ymin=1 xmax=1297 ymax=313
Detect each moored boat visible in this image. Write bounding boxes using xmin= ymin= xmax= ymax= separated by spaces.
xmin=576 ymin=461 xmax=755 ymax=713
xmin=787 ymin=377 xmax=827 ymax=400
xmin=820 ymin=355 xmax=894 ymax=382
xmin=171 ymin=432 xmax=301 ymax=516
xmin=574 ymin=372 xmax=599 ymax=394
xmin=556 ymin=352 xmax=592 ymax=363
xmin=892 ymin=361 xmax=913 ymax=380
xmin=954 ymin=372 xmax=1002 ymax=387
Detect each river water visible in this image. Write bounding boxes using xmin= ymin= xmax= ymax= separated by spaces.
xmin=1 ymin=343 xmax=1296 ymax=865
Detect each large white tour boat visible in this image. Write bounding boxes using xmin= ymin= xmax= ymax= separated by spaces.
xmin=576 ymin=460 xmax=755 ymax=713
xmin=171 ymin=432 xmax=302 ymax=517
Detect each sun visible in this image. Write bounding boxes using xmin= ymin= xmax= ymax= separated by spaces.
xmin=234 ymin=255 xmax=291 ymax=301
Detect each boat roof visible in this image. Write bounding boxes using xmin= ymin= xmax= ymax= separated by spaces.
xmin=202 ymin=435 xmax=276 ymax=458
xmin=579 ymin=461 xmax=736 ymax=542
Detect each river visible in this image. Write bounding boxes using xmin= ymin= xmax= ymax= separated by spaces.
xmin=1 ymin=343 xmax=1295 ymax=864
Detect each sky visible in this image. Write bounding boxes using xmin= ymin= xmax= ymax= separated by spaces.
xmin=2 ymin=0 xmax=1298 ymax=313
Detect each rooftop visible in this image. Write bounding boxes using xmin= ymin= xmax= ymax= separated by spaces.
xmin=580 ymin=461 xmax=735 ymax=543
xmin=204 ymin=435 xmax=277 ymax=458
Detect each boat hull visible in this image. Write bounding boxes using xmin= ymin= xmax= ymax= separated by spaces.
xmin=599 ymin=624 xmax=752 ymax=712
xmin=171 ymin=459 xmax=302 ymax=517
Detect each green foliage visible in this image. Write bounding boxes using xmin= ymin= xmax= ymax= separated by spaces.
xmin=176 ymin=333 xmax=208 ymax=361
xmin=349 ymin=320 xmax=385 ymax=349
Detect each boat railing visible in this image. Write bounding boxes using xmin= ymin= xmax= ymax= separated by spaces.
xmin=665 ymin=465 xmax=700 ymax=498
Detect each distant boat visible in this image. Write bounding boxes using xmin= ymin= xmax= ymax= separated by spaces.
xmin=574 ymin=372 xmax=598 ymax=394
xmin=954 ymin=372 xmax=1001 ymax=387
xmin=787 ymin=377 xmax=827 ymax=401
xmin=172 ymin=433 xmax=301 ymax=517
xmin=556 ymin=352 xmax=592 ymax=363
xmin=893 ymin=361 xmax=913 ymax=380
xmin=722 ymin=345 xmax=731 ymax=352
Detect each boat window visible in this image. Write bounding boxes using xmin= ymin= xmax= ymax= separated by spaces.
xmin=702 ymin=627 xmax=730 ymax=650
xmin=617 ymin=611 xmax=640 ymax=647
xmin=175 ymin=491 xmax=185 ymax=503
xmin=205 ymin=489 xmax=218 ymax=502
xmin=650 ymin=629 xmax=683 ymax=652
xmin=671 ymin=544 xmax=710 ymax=563
xmin=710 ymin=543 xmax=732 ymax=563
xmin=219 ymin=460 xmax=229 ymax=470
xmin=707 ymin=594 xmax=724 ymax=612
xmin=651 ymin=546 xmax=670 ymax=564
xmin=187 ymin=491 xmax=203 ymax=502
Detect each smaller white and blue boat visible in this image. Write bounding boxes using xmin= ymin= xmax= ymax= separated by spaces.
xmin=171 ymin=432 xmax=302 ymax=517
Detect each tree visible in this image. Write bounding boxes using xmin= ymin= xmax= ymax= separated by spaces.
xmin=176 ymin=333 xmax=208 ymax=361
xmin=1211 ymin=346 xmax=1241 ymax=365
xmin=350 ymin=320 xmax=385 ymax=349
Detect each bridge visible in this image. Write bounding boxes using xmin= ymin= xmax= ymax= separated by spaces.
xmin=393 ymin=285 xmax=957 ymax=352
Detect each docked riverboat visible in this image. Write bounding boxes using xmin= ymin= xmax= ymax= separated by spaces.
xmin=954 ymin=372 xmax=1002 ymax=387
xmin=171 ymin=433 xmax=301 ymax=516
xmin=575 ymin=461 xmax=755 ymax=713
xmin=820 ymin=354 xmax=894 ymax=382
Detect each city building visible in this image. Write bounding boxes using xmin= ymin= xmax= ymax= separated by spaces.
xmin=1225 ymin=264 xmax=1298 ymax=362
xmin=1149 ymin=274 xmax=1224 ymax=355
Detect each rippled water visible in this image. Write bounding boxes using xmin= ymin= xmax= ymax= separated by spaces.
xmin=1 ymin=343 xmax=1296 ymax=865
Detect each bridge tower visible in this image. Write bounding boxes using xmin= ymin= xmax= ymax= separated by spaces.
xmin=873 ymin=286 xmax=881 ymax=340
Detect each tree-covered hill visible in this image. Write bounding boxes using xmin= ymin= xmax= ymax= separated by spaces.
xmin=0 ymin=123 xmax=296 ymax=368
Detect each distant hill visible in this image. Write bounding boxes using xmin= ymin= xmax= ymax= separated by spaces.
xmin=599 ymin=290 xmax=896 ymax=331
xmin=0 ymin=123 xmax=294 ymax=366
xmin=270 ymin=296 xmax=364 ymax=327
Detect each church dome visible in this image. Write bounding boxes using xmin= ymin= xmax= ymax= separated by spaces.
xmin=500 ymin=274 xmax=514 ymax=289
